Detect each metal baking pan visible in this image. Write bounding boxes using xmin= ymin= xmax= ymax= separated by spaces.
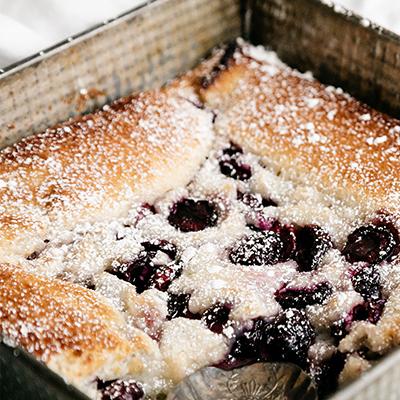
xmin=1 ymin=0 xmax=400 ymax=398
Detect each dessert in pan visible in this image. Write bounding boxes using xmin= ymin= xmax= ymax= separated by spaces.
xmin=1 ymin=39 xmax=400 ymax=399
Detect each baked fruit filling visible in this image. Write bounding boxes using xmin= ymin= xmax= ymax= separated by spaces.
xmin=2 ymin=40 xmax=400 ymax=400
xmin=23 ymin=139 xmax=400 ymax=399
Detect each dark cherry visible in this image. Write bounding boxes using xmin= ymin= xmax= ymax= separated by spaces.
xmin=310 ymin=351 xmax=346 ymax=398
xmin=168 ymin=199 xmax=218 ymax=232
xmin=148 ymin=264 xmax=182 ymax=292
xmin=111 ymin=255 xmax=153 ymax=294
xmin=220 ymin=310 xmax=315 ymax=370
xmin=270 ymin=221 xmax=297 ymax=261
xmin=219 ymin=158 xmax=252 ymax=181
xmin=201 ymin=303 xmax=232 ymax=334
xmin=262 ymin=197 xmax=278 ymax=207
xmin=85 ymin=282 xmax=96 ymax=290
xmin=275 ymin=282 xmax=333 ymax=309
xmin=167 ymin=293 xmax=198 ymax=320
xmin=367 ymin=298 xmax=386 ymax=324
xmin=218 ymin=318 xmax=269 ymax=370
xmin=343 ymin=221 xmax=400 ymax=264
xmin=26 ymin=250 xmax=40 ymax=260
xmin=237 ymin=191 xmax=277 ymax=209
xmin=135 ymin=203 xmax=156 ymax=224
xmin=331 ymin=299 xmax=386 ymax=341
xmin=229 ymin=231 xmax=283 ymax=266
xmin=219 ymin=145 xmax=252 ymax=181
xmin=141 ymin=203 xmax=156 ymax=214
xmin=142 ymin=240 xmax=177 ymax=259
xmin=295 ymin=225 xmax=333 ymax=271
xmin=264 ymin=309 xmax=315 ymax=368
xmin=97 ymin=379 xmax=144 ymax=400
xmin=248 ymin=218 xmax=277 ymax=232
xmin=221 ymin=143 xmax=243 ymax=157
xmin=351 ymin=264 xmax=381 ymax=300
xmin=110 ymin=240 xmax=177 ymax=293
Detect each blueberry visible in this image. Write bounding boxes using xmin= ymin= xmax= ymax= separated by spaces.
xmin=168 ymin=199 xmax=218 ymax=232
xmin=135 ymin=203 xmax=156 ymax=224
xmin=343 ymin=223 xmax=399 ymax=264
xmin=229 ymin=231 xmax=283 ymax=266
xmin=275 ymin=282 xmax=333 ymax=309
xmin=331 ymin=303 xmax=368 ymax=341
xmin=201 ymin=303 xmax=232 ymax=334
xmin=249 ymin=217 xmax=277 ymax=232
xmin=351 ymin=265 xmax=381 ymax=300
xmin=295 ymin=225 xmax=333 ymax=271
xmin=97 ymin=379 xmax=144 ymax=400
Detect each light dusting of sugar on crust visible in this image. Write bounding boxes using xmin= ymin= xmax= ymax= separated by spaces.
xmin=0 ymin=88 xmax=214 ymax=260
xmin=204 ymin=41 xmax=400 ymax=219
xmin=0 ymin=264 xmax=128 ymax=361
xmin=1 ymin=40 xmax=400 ymax=399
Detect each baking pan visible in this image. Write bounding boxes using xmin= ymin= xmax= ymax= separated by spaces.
xmin=1 ymin=0 xmax=400 ymax=399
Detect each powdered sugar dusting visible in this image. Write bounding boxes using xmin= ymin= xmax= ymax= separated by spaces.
xmin=1 ymin=40 xmax=400 ymax=399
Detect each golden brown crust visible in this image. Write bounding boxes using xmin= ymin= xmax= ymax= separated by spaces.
xmin=0 ymin=87 xmax=214 ymax=260
xmin=0 ymin=263 xmax=127 ymax=358
xmin=0 ymin=264 xmax=162 ymax=391
xmin=4 ymin=41 xmax=400 ymax=396
xmin=200 ymin=44 xmax=400 ymax=214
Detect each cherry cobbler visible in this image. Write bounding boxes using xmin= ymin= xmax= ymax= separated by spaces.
xmin=1 ymin=40 xmax=400 ymax=399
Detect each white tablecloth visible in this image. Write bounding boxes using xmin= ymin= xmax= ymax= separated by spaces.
xmin=0 ymin=0 xmax=399 ymax=69
xmin=336 ymin=0 xmax=400 ymax=32
xmin=0 ymin=0 xmax=145 ymax=68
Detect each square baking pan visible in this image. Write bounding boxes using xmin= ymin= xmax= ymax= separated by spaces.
xmin=1 ymin=0 xmax=400 ymax=399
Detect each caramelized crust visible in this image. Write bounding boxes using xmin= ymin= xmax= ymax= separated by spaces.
xmin=200 ymin=44 xmax=400 ymax=215
xmin=0 ymin=88 xmax=214 ymax=260
xmin=0 ymin=264 xmax=128 ymax=368
xmin=0 ymin=264 xmax=162 ymax=392
xmin=3 ymin=41 xmax=400 ymax=398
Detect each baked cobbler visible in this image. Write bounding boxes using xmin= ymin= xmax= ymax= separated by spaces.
xmin=1 ymin=39 xmax=400 ymax=399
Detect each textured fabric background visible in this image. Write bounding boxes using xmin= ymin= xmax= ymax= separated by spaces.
xmin=0 ymin=0 xmax=145 ymax=68
xmin=336 ymin=0 xmax=400 ymax=33
xmin=0 ymin=0 xmax=399 ymax=69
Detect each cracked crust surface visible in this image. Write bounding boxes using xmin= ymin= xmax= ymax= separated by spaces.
xmin=200 ymin=43 xmax=400 ymax=216
xmin=2 ymin=40 xmax=400 ymax=398
xmin=0 ymin=264 xmax=164 ymax=395
xmin=0 ymin=87 xmax=214 ymax=261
